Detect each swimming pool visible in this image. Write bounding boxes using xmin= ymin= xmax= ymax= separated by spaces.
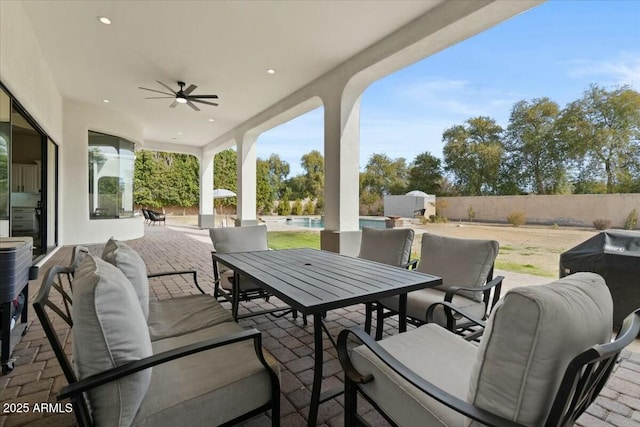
xmin=284 ymin=217 xmax=387 ymax=230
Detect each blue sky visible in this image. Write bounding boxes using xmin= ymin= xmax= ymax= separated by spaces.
xmin=257 ymin=0 xmax=640 ymax=177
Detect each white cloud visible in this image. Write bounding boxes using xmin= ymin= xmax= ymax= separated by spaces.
xmin=564 ymin=53 xmax=640 ymax=89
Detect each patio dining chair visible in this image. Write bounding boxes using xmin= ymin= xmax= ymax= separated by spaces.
xmin=368 ymin=233 xmax=502 ymax=340
xmin=147 ymin=208 xmax=166 ymax=225
xmin=358 ymin=227 xmax=416 ymax=334
xmin=210 ymin=224 xmax=297 ymax=321
xmin=338 ymin=272 xmax=640 ymax=427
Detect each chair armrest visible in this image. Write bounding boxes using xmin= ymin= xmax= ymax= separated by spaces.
xmin=59 ymin=328 xmax=269 ymax=400
xmin=443 ymin=275 xmax=504 ymax=303
xmin=401 ymin=259 xmax=418 ymax=270
xmin=337 ymin=327 xmax=525 ymax=427
xmin=147 ymin=270 xmax=205 ymax=294
xmin=425 ymin=301 xmax=486 ymax=334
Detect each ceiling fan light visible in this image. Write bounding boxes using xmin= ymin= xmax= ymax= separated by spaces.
xmin=176 ymin=97 xmax=188 ymax=104
xmin=98 ymin=16 xmax=111 ymax=25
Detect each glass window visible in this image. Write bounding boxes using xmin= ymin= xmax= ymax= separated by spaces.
xmin=88 ymin=131 xmax=135 ymax=219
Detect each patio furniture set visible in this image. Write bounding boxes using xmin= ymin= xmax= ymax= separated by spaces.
xmin=31 ymin=226 xmax=640 ymax=426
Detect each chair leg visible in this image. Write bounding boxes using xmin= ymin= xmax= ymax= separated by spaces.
xmin=375 ymin=304 xmax=385 ymax=341
xmin=364 ymin=302 xmax=374 ymax=335
xmin=344 ymin=377 xmax=358 ymax=427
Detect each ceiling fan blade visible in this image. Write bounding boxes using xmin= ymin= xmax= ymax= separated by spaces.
xmin=189 ymin=94 xmax=218 ymax=99
xmin=183 ymin=84 xmax=197 ymax=95
xmin=145 ymin=96 xmax=174 ymax=99
xmin=156 ymin=81 xmax=177 ymax=94
xmin=190 ymin=99 xmax=219 ymax=107
xmin=169 ymin=100 xmax=178 ymax=108
xmin=186 ymin=100 xmax=201 ymax=111
xmin=139 ymin=87 xmax=174 ymax=96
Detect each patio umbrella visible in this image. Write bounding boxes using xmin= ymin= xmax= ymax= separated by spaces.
xmin=213 ymin=188 xmax=236 ymax=199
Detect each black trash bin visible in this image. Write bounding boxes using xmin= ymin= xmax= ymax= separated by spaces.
xmin=560 ymin=229 xmax=640 ymax=328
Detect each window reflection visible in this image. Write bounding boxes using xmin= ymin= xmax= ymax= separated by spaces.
xmin=88 ymin=131 xmax=135 ymax=219
xmin=0 ymin=88 xmax=9 ymax=221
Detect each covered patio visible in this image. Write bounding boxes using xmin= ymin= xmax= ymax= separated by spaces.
xmin=1 ymin=225 xmax=639 ymax=426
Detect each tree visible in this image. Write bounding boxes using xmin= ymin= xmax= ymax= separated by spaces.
xmin=256 ymin=159 xmax=274 ymax=213
xmin=299 ymin=150 xmax=324 ymax=200
xmin=361 ymin=153 xmax=408 ymax=197
xmin=406 ymin=152 xmax=442 ymax=195
xmin=503 ymin=98 xmax=568 ymax=194
xmin=267 ymin=154 xmax=290 ymax=199
xmin=442 ymin=116 xmax=504 ymax=195
xmin=557 ymin=84 xmax=640 ymax=193
xmin=214 ymin=149 xmax=237 ymax=210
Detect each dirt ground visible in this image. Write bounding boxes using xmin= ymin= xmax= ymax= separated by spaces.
xmin=413 ymin=222 xmax=598 ymax=277
xmin=165 ymin=215 xmax=599 ymax=278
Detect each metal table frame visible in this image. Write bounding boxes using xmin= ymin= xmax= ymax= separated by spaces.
xmin=212 ymin=248 xmax=441 ymax=426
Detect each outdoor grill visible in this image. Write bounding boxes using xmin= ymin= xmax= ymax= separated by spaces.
xmin=560 ymin=229 xmax=640 ymax=328
xmin=0 ymin=237 xmax=37 ymax=374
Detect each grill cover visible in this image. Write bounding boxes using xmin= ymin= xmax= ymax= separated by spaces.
xmin=560 ymin=230 xmax=640 ymax=327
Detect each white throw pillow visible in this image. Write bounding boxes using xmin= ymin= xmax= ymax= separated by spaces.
xmin=102 ymin=237 xmax=150 ymax=320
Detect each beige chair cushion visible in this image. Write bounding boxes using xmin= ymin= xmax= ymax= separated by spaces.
xmin=416 ymin=234 xmax=498 ymax=302
xmin=467 ymin=272 xmax=613 ymax=426
xmin=102 ymin=237 xmax=150 ymax=320
xmin=210 ymin=225 xmax=268 ymax=292
xmin=380 ymin=288 xmax=486 ymax=326
xmin=147 ymin=294 xmax=233 ymax=341
xmin=351 ymin=324 xmax=476 ymax=427
xmin=209 ymin=225 xmax=268 ymax=252
xmin=132 ymin=322 xmax=278 ymax=427
xmin=72 ymin=255 xmax=152 ymax=427
xmin=358 ymin=227 xmax=414 ymax=266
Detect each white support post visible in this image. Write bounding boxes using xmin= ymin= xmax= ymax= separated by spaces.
xmin=320 ymin=89 xmax=363 ymax=255
xmin=198 ymin=150 xmax=215 ymax=228
xmin=236 ymin=134 xmax=258 ymax=226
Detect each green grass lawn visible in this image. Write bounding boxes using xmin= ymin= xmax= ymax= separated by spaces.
xmin=268 ymin=231 xmax=321 ymax=249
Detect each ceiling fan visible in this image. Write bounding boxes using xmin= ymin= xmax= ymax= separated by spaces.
xmin=138 ymin=81 xmax=219 ymax=111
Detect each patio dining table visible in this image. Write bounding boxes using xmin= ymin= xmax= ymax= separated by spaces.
xmin=212 ymin=247 xmax=442 ymax=426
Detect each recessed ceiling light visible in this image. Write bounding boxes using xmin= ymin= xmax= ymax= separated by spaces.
xmin=266 ymin=68 xmax=276 ymax=74
xmin=177 ymin=132 xmax=182 ymax=135
xmin=101 ymin=99 xmax=109 ymax=103
xmin=208 ymin=118 xmax=215 ymax=122
xmin=98 ymin=16 xmax=111 ymax=25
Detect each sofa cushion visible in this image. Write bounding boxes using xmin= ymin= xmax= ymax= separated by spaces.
xmin=102 ymin=237 xmax=150 ymax=320
xmin=358 ymin=227 xmax=414 ymax=267
xmin=72 ymin=255 xmax=152 ymax=427
xmin=209 ymin=225 xmax=268 ymax=253
xmin=351 ymin=324 xmax=476 ymax=427
xmin=467 ymin=272 xmax=613 ymax=426
xmin=132 ymin=322 xmax=278 ymax=427
xmin=147 ymin=294 xmax=233 ymax=341
xmin=417 ymin=234 xmax=498 ymax=302
xmin=380 ymin=288 xmax=486 ymax=326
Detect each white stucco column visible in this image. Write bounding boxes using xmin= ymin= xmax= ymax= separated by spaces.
xmin=236 ymin=133 xmax=258 ymax=226
xmin=320 ymin=88 xmax=362 ymax=255
xmin=198 ymin=150 xmax=215 ymax=228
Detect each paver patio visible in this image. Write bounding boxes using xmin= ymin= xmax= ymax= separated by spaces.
xmin=1 ymin=225 xmax=639 ymax=427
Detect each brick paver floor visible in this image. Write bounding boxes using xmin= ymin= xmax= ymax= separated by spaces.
xmin=1 ymin=225 xmax=639 ymax=427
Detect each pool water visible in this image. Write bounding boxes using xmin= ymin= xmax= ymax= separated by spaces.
xmin=284 ymin=217 xmax=387 ymax=230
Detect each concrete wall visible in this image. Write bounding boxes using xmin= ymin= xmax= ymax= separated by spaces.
xmin=441 ymin=194 xmax=640 ymax=228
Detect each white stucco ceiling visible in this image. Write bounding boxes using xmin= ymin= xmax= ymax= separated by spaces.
xmin=18 ymin=1 xmax=539 ymax=150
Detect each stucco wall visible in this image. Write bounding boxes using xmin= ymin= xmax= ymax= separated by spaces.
xmin=441 ymin=194 xmax=640 ymax=228
xmin=61 ymin=101 xmax=144 ymax=245
xmin=0 ymin=1 xmax=63 ymax=142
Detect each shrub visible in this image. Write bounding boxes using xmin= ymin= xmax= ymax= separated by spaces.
xmin=551 ymin=223 xmax=559 ymax=229
xmin=624 ymin=208 xmax=638 ymax=230
xmin=467 ymin=205 xmax=475 ymax=222
xmin=593 ymin=219 xmax=611 ymax=230
xmin=304 ymin=201 xmax=315 ymax=215
xmin=293 ymin=199 xmax=304 ymax=216
xmin=507 ymin=211 xmax=527 ymax=227
xmin=434 ymin=200 xmax=449 ymax=223
xmin=277 ymin=198 xmax=291 ymax=216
